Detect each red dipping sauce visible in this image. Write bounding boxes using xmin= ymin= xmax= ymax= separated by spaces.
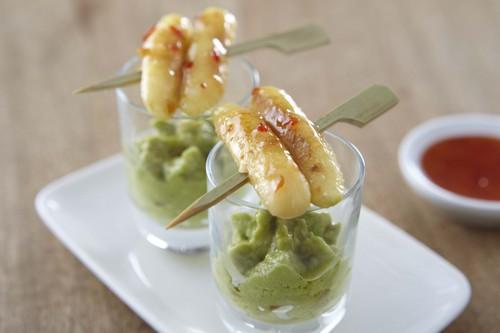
xmin=421 ymin=136 xmax=500 ymax=201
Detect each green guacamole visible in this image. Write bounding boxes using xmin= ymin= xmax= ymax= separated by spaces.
xmin=215 ymin=210 xmax=350 ymax=323
xmin=126 ymin=118 xmax=217 ymax=228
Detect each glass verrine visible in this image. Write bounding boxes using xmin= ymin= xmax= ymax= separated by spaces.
xmin=207 ymin=132 xmax=365 ymax=332
xmin=116 ymin=57 xmax=259 ymax=253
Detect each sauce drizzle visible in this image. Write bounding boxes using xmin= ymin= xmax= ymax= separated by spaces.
xmin=211 ymin=50 xmax=221 ymax=63
xmin=421 ymin=136 xmax=500 ymax=201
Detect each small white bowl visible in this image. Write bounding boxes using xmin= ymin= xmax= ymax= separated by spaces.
xmin=399 ymin=114 xmax=500 ymax=227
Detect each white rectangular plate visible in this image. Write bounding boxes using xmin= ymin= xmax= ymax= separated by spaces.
xmin=35 ymin=156 xmax=470 ymax=333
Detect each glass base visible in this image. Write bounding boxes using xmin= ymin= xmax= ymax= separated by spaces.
xmin=130 ymin=201 xmax=209 ymax=253
xmin=217 ymin=293 xmax=347 ymax=333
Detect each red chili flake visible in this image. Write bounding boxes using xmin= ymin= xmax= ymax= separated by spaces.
xmin=211 ymin=50 xmax=221 ymax=63
xmin=184 ymin=60 xmax=194 ymax=69
xmin=311 ymin=164 xmax=320 ymax=172
xmin=252 ymin=87 xmax=260 ymax=96
xmin=200 ymin=82 xmax=208 ymax=89
xmin=256 ymin=122 xmax=268 ymax=132
xmin=170 ymin=25 xmax=184 ymax=38
xmin=275 ymin=176 xmax=285 ymax=192
xmin=283 ymin=116 xmax=299 ymax=128
xmin=142 ymin=25 xmax=156 ymax=42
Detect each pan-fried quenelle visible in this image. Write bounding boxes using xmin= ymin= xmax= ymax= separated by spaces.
xmin=140 ymin=14 xmax=192 ymax=119
xmin=252 ymin=86 xmax=344 ymax=207
xmin=180 ymin=8 xmax=236 ymax=116
xmin=213 ymin=103 xmax=311 ymax=219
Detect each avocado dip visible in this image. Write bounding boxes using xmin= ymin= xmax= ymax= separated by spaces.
xmin=214 ymin=209 xmax=350 ymax=324
xmin=126 ymin=118 xmax=217 ymax=228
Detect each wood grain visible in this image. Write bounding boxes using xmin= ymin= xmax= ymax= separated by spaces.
xmin=1 ymin=0 xmax=499 ymax=331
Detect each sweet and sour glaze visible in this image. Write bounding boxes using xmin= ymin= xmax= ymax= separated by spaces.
xmin=213 ymin=104 xmax=311 ymax=219
xmin=251 ymin=86 xmax=344 ymax=207
xmin=140 ymin=8 xmax=236 ymax=119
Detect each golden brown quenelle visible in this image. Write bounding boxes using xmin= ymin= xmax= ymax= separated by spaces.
xmin=252 ymin=86 xmax=344 ymax=207
xmin=140 ymin=14 xmax=192 ymax=119
xmin=213 ymin=103 xmax=311 ymax=219
xmin=180 ymin=8 xmax=236 ymax=116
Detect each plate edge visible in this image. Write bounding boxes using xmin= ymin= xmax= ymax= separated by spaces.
xmin=361 ymin=207 xmax=472 ymax=332
xmin=34 ymin=155 xmax=169 ymax=333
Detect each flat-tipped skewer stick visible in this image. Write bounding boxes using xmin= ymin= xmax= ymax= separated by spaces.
xmin=73 ymin=24 xmax=329 ymax=94
xmin=166 ymin=85 xmax=399 ymax=229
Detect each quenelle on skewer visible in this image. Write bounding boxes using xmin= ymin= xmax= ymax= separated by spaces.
xmin=180 ymin=8 xmax=236 ymax=116
xmin=251 ymin=86 xmax=344 ymax=207
xmin=139 ymin=14 xmax=192 ymax=119
xmin=213 ymin=103 xmax=311 ymax=219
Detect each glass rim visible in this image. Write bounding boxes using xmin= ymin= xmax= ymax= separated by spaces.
xmin=114 ymin=56 xmax=260 ymax=119
xmin=206 ymin=131 xmax=366 ymax=211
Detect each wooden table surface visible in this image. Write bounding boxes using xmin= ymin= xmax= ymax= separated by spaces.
xmin=1 ymin=0 xmax=499 ymax=331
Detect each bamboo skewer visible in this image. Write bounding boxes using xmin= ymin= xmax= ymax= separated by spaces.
xmin=73 ymin=24 xmax=329 ymax=94
xmin=166 ymin=85 xmax=399 ymax=229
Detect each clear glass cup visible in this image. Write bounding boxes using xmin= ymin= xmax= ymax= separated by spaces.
xmin=116 ymin=56 xmax=259 ymax=253
xmin=206 ymin=132 xmax=365 ymax=333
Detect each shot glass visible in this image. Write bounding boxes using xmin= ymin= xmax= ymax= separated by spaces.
xmin=207 ymin=132 xmax=365 ymax=332
xmin=116 ymin=57 xmax=259 ymax=253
